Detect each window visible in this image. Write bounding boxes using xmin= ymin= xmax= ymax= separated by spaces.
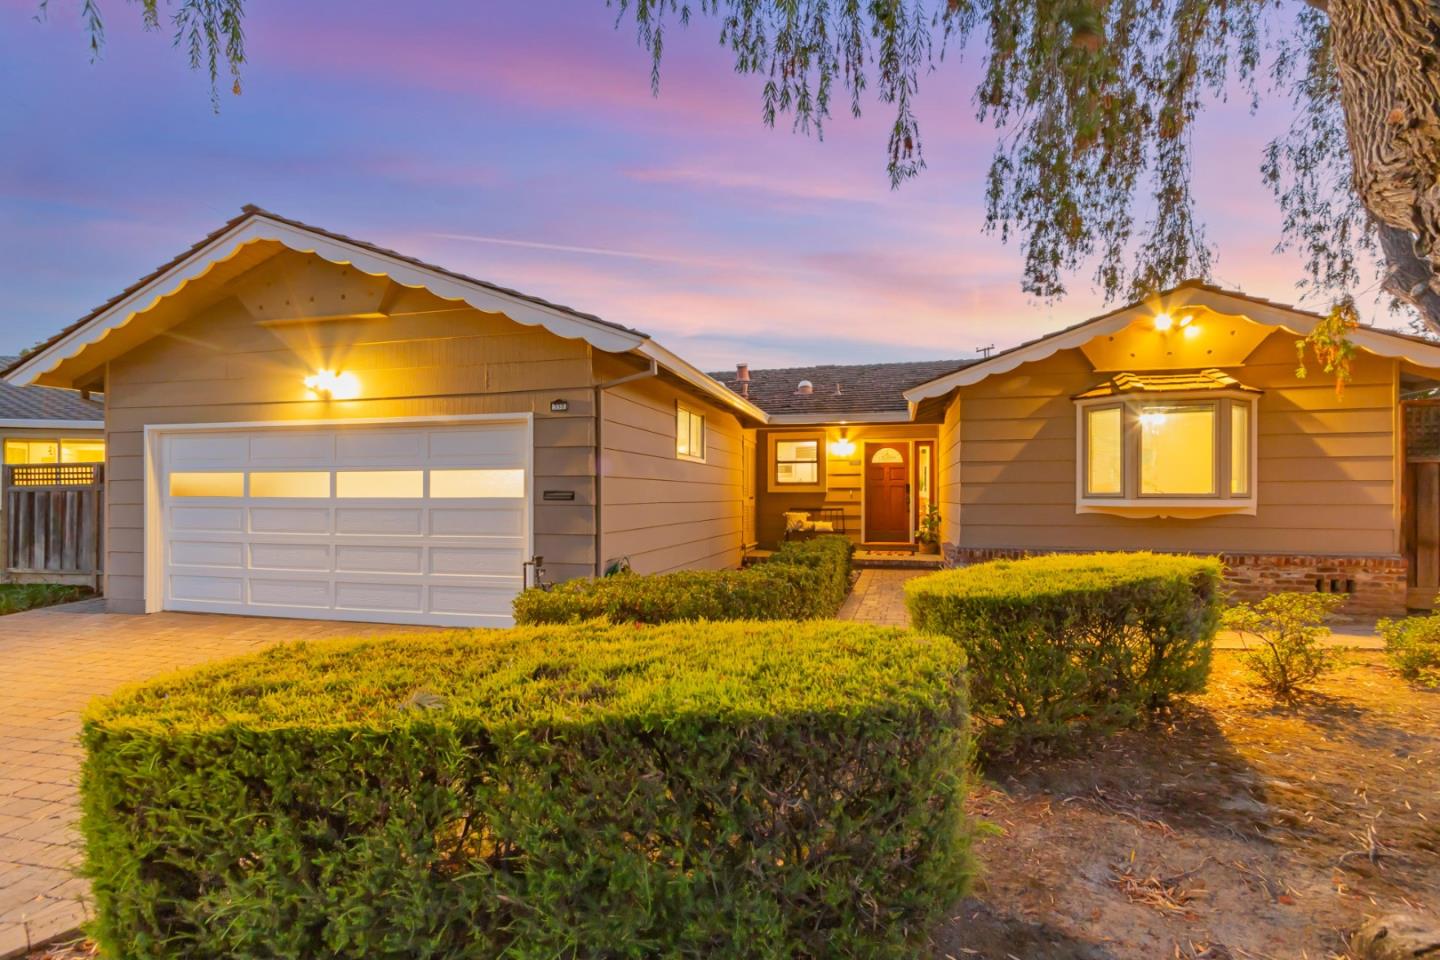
xmin=336 ymin=470 xmax=424 ymax=498
xmin=4 ymin=438 xmax=105 ymax=465
xmin=430 ymin=468 xmax=525 ymax=499
xmin=677 ymin=406 xmax=706 ymax=462
xmin=775 ymin=439 xmax=819 ymax=485
xmin=169 ymin=472 xmax=244 ymax=497
xmin=250 ymin=471 xmax=331 ymax=498
xmin=1077 ymin=394 xmax=1256 ymax=512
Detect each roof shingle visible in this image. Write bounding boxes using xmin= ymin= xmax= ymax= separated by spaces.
xmin=707 ymin=359 xmax=975 ymax=417
xmin=0 ymin=358 xmax=103 ymax=422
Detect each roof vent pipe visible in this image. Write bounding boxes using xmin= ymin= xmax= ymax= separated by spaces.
xmin=833 ymin=382 xmax=843 ymax=396
xmin=736 ymin=362 xmax=750 ymax=397
xmin=796 ymin=380 xmax=814 ymax=395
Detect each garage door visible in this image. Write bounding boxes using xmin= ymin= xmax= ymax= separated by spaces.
xmin=153 ymin=420 xmax=530 ymax=626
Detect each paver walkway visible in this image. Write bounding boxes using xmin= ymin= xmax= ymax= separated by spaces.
xmin=837 ymin=569 xmax=923 ymax=626
xmin=0 ymin=600 xmax=439 ymax=958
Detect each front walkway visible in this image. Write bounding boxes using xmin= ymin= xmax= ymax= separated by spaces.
xmin=0 ymin=600 xmax=439 ymax=958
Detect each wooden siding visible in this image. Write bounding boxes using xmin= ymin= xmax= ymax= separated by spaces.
xmin=102 ymin=250 xmax=602 ymax=611
xmin=754 ymin=424 xmax=940 ymax=548
xmin=944 ymin=330 xmax=1402 ymax=556
xmin=599 ymin=375 xmax=748 ymax=574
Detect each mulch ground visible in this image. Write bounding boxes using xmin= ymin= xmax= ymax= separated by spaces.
xmin=30 ymin=653 xmax=1437 ymax=960
xmin=934 ymin=651 xmax=1440 ymax=959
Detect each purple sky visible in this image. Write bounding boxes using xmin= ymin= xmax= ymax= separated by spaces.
xmin=0 ymin=0 xmax=1395 ymax=369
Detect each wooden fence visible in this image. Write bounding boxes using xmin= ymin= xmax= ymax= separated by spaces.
xmin=2 ymin=462 xmax=104 ymax=587
xmin=1403 ymin=401 xmax=1440 ymax=609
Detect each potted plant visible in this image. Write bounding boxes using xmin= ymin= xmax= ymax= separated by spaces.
xmin=916 ymin=506 xmax=942 ymax=555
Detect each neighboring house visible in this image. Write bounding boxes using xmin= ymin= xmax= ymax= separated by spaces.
xmin=7 ymin=207 xmax=1440 ymax=624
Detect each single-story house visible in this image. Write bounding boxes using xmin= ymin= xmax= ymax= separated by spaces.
xmin=6 ymin=206 xmax=1440 ymax=624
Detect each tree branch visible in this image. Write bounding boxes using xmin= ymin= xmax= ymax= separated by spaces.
xmin=1377 ymin=222 xmax=1440 ymax=329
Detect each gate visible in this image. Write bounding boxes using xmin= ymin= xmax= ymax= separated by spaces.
xmin=2 ymin=462 xmax=105 ymax=587
xmin=1403 ymin=401 xmax=1440 ymax=609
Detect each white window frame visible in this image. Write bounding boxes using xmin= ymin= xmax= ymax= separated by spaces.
xmin=1074 ymin=390 xmax=1258 ymax=516
xmin=676 ymin=403 xmax=707 ymax=463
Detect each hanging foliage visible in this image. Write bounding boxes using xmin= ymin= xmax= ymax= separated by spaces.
xmin=1295 ymin=296 xmax=1359 ymax=397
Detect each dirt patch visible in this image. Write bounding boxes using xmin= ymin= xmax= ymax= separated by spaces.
xmin=934 ymin=652 xmax=1440 ymax=959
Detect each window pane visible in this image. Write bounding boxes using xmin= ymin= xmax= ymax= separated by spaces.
xmin=676 ymin=409 xmax=690 ymax=456
xmin=690 ymin=414 xmax=705 ymax=459
xmin=59 ymin=439 xmax=105 ymax=463
xmin=1140 ymin=405 xmax=1215 ymax=495
xmin=169 ymin=472 xmax=243 ymax=497
xmin=4 ymin=440 xmax=31 ymax=464
xmin=1230 ymin=403 xmax=1250 ymax=496
xmin=5 ymin=440 xmax=59 ymax=465
xmin=1086 ymin=407 xmax=1123 ymax=495
xmin=430 ymin=468 xmax=525 ymax=498
xmin=776 ymin=440 xmax=818 ymax=463
xmin=777 ymin=462 xmax=819 ymax=484
xmin=250 ymin=471 xmax=331 ymax=498
xmin=336 ymin=470 xmax=423 ymax=498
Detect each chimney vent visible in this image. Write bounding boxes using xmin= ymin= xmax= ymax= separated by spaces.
xmin=796 ymin=379 xmax=814 ymax=395
xmin=735 ymin=363 xmax=750 ymax=397
xmin=833 ymin=381 xmax=843 ymax=396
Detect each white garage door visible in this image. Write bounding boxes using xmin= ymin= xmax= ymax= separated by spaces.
xmin=153 ymin=419 xmax=530 ymax=627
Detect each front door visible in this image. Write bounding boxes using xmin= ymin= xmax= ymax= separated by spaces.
xmin=864 ymin=442 xmax=910 ymax=543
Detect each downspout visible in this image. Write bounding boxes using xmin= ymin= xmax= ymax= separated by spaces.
xmin=593 ymin=358 xmax=659 ymax=576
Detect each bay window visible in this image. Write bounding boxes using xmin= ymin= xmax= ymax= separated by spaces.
xmin=1077 ymin=392 xmax=1257 ymax=513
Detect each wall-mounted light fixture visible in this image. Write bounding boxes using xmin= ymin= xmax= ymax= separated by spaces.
xmin=304 ymin=368 xmax=361 ymax=400
xmin=1153 ymin=312 xmax=1174 ymax=332
xmin=550 ymin=398 xmax=570 ymax=413
xmin=829 ymin=432 xmax=856 ymax=458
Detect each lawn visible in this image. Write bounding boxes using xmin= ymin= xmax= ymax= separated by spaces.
xmin=0 ymin=583 xmax=93 ymax=616
xmin=938 ymin=651 xmax=1440 ymax=959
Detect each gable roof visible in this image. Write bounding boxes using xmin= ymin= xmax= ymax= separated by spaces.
xmin=709 ymin=359 xmax=975 ymax=420
xmin=1 ymin=207 xmax=768 ymax=424
xmin=904 ymin=279 xmax=1440 ymax=408
xmin=0 ymin=357 xmax=103 ymax=425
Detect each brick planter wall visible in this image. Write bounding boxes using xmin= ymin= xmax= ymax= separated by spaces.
xmin=943 ymin=545 xmax=1409 ymax=617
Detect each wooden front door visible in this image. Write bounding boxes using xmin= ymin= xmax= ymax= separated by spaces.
xmin=864 ymin=442 xmax=910 ymax=543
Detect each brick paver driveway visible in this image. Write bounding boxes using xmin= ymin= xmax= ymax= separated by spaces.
xmin=0 ymin=600 xmax=438 ymax=957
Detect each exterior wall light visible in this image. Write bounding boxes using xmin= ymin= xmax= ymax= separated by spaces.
xmin=1153 ymin=312 xmax=1174 ymax=331
xmin=304 ymin=369 xmax=361 ymax=400
xmin=829 ymin=433 xmax=856 ymax=457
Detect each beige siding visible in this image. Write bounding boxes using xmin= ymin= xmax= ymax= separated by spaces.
xmin=948 ymin=331 xmax=1401 ymax=556
xmin=754 ymin=423 xmax=939 ymax=548
xmin=101 ymin=251 xmax=602 ymax=611
xmin=599 ymin=376 xmax=747 ymax=574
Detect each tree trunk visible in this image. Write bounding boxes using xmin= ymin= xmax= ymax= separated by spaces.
xmin=1325 ymin=0 xmax=1440 ymax=329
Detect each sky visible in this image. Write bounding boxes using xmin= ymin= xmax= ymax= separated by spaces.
xmin=0 ymin=0 xmax=1398 ymax=370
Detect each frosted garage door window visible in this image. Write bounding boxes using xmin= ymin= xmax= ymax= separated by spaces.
xmin=169 ymin=472 xmax=244 ymax=497
xmin=430 ymin=469 xmax=525 ymax=498
xmin=336 ymin=471 xmax=424 ymax=498
xmin=250 ymin=471 xmax=332 ymax=498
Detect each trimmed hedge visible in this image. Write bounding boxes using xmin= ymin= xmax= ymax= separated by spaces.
xmin=905 ymin=552 xmax=1221 ymax=750
xmin=82 ymin=620 xmax=971 ymax=959
xmin=513 ymin=535 xmax=854 ymax=624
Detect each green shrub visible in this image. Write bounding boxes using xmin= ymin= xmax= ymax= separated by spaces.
xmin=1376 ymin=614 xmax=1440 ymax=686
xmin=905 ymin=552 xmax=1221 ymax=750
xmin=1223 ymin=592 xmax=1346 ymax=698
xmin=0 ymin=583 xmax=93 ymax=616
xmin=82 ymin=620 xmax=971 ymax=959
xmin=514 ymin=534 xmax=854 ymax=624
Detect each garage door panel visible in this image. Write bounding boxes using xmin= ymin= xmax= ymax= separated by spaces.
xmin=250 ymin=506 xmax=332 ymax=534
xmin=336 ymin=507 xmax=424 ymax=536
xmin=170 ymin=540 xmax=245 ymax=568
xmin=249 ymin=542 xmax=333 ymax=572
xmin=250 ymin=579 xmax=333 ymax=608
xmin=336 ymin=545 xmax=424 ymax=574
xmin=170 ymin=506 xmax=244 ymax=532
xmin=430 ymin=507 xmax=525 ymax=537
xmin=158 ymin=421 xmax=531 ymax=627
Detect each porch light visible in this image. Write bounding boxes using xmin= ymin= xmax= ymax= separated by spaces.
xmin=1153 ymin=312 xmax=1173 ymax=331
xmin=304 ymin=368 xmax=361 ymax=400
xmin=829 ymin=433 xmax=856 ymax=457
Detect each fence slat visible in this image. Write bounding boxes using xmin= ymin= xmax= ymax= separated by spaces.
xmin=2 ymin=463 xmax=105 ymax=578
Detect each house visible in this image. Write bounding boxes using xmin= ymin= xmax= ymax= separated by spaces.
xmin=0 ymin=362 xmax=105 ymax=581
xmin=7 ymin=207 xmax=1440 ymax=625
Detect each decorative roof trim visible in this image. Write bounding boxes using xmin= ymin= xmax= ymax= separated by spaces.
xmin=903 ymin=283 xmax=1440 ymax=406
xmin=1072 ymin=368 xmax=1263 ymax=400
xmin=5 ymin=208 xmax=647 ymax=388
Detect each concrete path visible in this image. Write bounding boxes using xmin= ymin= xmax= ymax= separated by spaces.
xmin=0 ymin=600 xmax=439 ymax=958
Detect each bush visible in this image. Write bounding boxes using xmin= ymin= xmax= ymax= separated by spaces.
xmin=905 ymin=552 xmax=1221 ymax=750
xmin=0 ymin=583 xmax=93 ymax=615
xmin=1377 ymin=614 xmax=1440 ymax=686
xmin=514 ymin=535 xmax=854 ymax=625
xmin=82 ymin=620 xmax=971 ymax=959
xmin=1222 ymin=592 xmax=1346 ymax=698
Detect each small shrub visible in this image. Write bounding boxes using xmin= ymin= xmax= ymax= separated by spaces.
xmin=0 ymin=583 xmax=93 ymax=616
xmin=1223 ymin=592 xmax=1347 ymax=697
xmin=81 ymin=620 xmax=971 ymax=959
xmin=905 ymin=552 xmax=1221 ymax=751
xmin=514 ymin=534 xmax=853 ymax=624
xmin=1377 ymin=614 xmax=1440 ymax=686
